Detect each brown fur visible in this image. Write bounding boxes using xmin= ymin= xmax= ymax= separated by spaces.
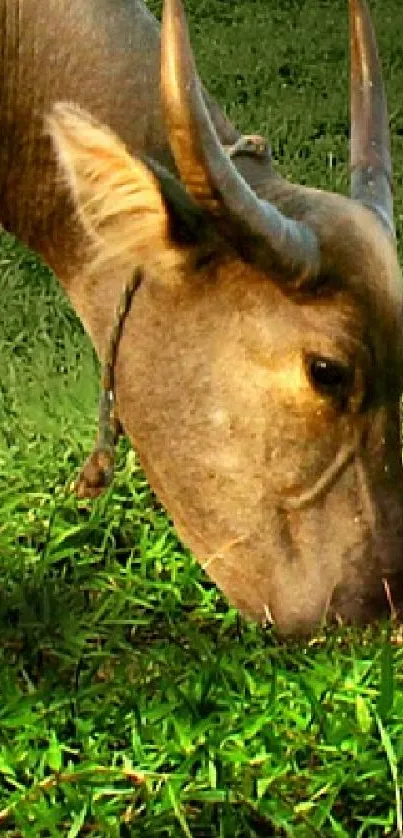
xmin=2 ymin=0 xmax=403 ymax=634
xmin=48 ymin=104 xmax=403 ymax=635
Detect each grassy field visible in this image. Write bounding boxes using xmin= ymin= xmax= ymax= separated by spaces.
xmin=1 ymin=0 xmax=403 ymax=834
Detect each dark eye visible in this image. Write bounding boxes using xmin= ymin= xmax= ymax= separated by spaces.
xmin=306 ymin=353 xmax=354 ymax=404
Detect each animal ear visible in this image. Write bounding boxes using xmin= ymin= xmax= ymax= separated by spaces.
xmin=47 ymin=102 xmax=214 ymax=281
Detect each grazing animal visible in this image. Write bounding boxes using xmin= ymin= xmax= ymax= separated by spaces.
xmin=2 ymin=0 xmax=403 ymax=635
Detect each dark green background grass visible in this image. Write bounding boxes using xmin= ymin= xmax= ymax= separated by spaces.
xmin=1 ymin=0 xmax=403 ymax=834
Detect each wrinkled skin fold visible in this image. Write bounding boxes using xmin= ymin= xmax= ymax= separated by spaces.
xmin=1 ymin=0 xmax=403 ymax=634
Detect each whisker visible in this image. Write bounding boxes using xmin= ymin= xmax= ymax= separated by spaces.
xmin=263 ymin=603 xmax=274 ymax=626
xmin=200 ymin=535 xmax=248 ymax=572
xmin=383 ymin=577 xmax=397 ymax=621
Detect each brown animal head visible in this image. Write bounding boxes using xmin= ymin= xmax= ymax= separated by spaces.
xmin=47 ymin=0 xmax=403 ymax=635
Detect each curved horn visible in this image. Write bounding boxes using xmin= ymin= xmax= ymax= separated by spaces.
xmin=160 ymin=0 xmax=319 ymax=279
xmin=349 ymin=0 xmax=394 ymax=237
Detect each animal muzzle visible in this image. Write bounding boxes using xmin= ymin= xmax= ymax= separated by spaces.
xmin=272 ymin=473 xmax=403 ymax=636
xmin=216 ymin=458 xmax=403 ymax=637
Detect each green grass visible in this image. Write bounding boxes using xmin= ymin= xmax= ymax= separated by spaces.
xmin=1 ymin=0 xmax=403 ymax=834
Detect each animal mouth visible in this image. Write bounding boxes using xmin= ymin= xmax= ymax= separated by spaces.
xmin=262 ymin=576 xmax=399 ymax=635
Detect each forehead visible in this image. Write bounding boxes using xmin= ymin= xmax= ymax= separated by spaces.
xmin=210 ymin=194 xmax=403 ymax=383
xmin=253 ymin=179 xmax=401 ymax=293
xmin=317 ymin=199 xmax=402 ymax=340
xmin=276 ymin=191 xmax=403 ymax=354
